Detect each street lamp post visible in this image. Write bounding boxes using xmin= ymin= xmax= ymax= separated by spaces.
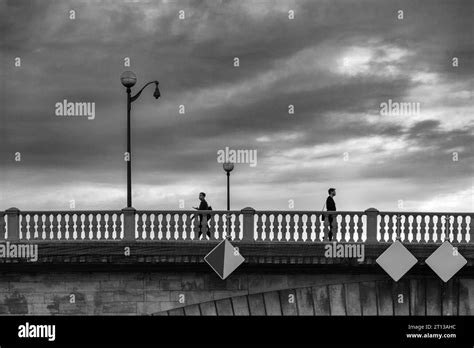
xmin=223 ymin=162 xmax=234 ymax=238
xmin=120 ymin=71 xmax=160 ymax=208
xmin=223 ymin=162 xmax=234 ymax=210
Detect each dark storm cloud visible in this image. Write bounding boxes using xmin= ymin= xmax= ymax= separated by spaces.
xmin=0 ymin=0 xmax=472 ymax=211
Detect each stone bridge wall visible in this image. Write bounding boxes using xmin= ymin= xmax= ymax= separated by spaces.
xmin=0 ymin=270 xmax=473 ymax=315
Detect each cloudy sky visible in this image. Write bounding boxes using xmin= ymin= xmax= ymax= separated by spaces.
xmin=0 ymin=0 xmax=473 ymax=212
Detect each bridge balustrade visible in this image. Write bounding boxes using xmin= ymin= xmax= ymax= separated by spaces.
xmin=0 ymin=207 xmax=472 ymax=244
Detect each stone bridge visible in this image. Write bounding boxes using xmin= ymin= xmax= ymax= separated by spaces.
xmin=0 ymin=207 xmax=473 ymax=315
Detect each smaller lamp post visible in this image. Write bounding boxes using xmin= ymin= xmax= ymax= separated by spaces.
xmin=223 ymin=162 xmax=234 ymax=211
xmin=223 ymin=162 xmax=234 ymax=238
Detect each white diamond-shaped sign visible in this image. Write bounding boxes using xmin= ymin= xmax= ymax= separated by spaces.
xmin=425 ymin=241 xmax=467 ymax=282
xmin=204 ymin=239 xmax=245 ymax=280
xmin=376 ymin=240 xmax=418 ymax=281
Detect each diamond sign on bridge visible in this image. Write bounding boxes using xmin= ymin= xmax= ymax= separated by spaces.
xmin=204 ymin=239 xmax=245 ymax=280
xmin=425 ymin=241 xmax=467 ymax=282
xmin=376 ymin=240 xmax=418 ymax=282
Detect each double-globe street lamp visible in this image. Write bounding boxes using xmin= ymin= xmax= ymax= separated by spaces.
xmin=120 ymin=71 xmax=160 ymax=208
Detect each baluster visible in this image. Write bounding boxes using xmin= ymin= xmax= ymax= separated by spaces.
xmin=404 ymin=214 xmax=412 ymax=242
xmin=297 ymin=214 xmax=304 ymax=241
xmin=146 ymin=213 xmax=153 ymax=240
xmin=181 ymin=214 xmax=189 ymax=241
xmin=110 ymin=213 xmax=116 ymax=240
xmin=37 ymin=214 xmax=45 ymax=240
xmin=76 ymin=214 xmax=83 ymax=240
xmin=67 ymin=214 xmax=74 ymax=240
xmin=452 ymin=215 xmax=459 ymax=243
xmin=438 ymin=215 xmax=448 ymax=243
xmin=233 ymin=213 xmax=241 ymax=240
xmin=27 ymin=214 xmax=32 ymax=240
xmin=288 ymin=214 xmax=296 ymax=241
xmin=304 ymin=214 xmax=312 ymax=241
xmin=263 ymin=213 xmax=271 ymax=241
xmin=288 ymin=213 xmax=298 ymax=241
xmin=399 ymin=215 xmax=406 ymax=242
xmin=334 ymin=214 xmax=341 ymax=242
xmin=378 ymin=214 xmax=386 ymax=242
xmin=115 ymin=213 xmax=123 ymax=240
xmin=45 ymin=214 xmax=53 ymax=240
xmin=36 ymin=214 xmax=43 ymax=240
xmin=58 ymin=214 xmax=64 ymax=240
xmin=420 ymin=215 xmax=427 ymax=243
xmin=22 ymin=214 xmax=30 ymax=240
xmin=445 ymin=215 xmax=451 ymax=241
xmin=256 ymin=214 xmax=264 ymax=241
xmin=214 ymin=214 xmax=222 ymax=239
xmin=208 ymin=213 xmax=216 ymax=239
xmin=168 ymin=213 xmax=176 ymax=240
xmin=106 ymin=214 xmax=114 ymax=240
xmin=274 ymin=214 xmax=282 ymax=241
xmin=229 ymin=212 xmax=235 ymax=239
xmin=221 ymin=213 xmax=228 ymax=240
xmin=356 ymin=214 xmax=364 ymax=243
xmin=459 ymin=215 xmax=467 ymax=243
xmin=0 ymin=214 xmax=6 ymax=240
xmin=28 ymin=214 xmax=35 ymax=240
xmin=79 ymin=213 xmax=87 ymax=240
xmin=434 ymin=215 xmax=442 ymax=243
xmin=396 ymin=215 xmax=402 ymax=241
xmin=152 ymin=213 xmax=158 ymax=240
xmin=51 ymin=214 xmax=59 ymax=240
xmin=321 ymin=213 xmax=329 ymax=241
xmin=191 ymin=213 xmax=199 ymax=239
xmin=79 ymin=214 xmax=88 ymax=240
xmin=136 ymin=214 xmax=144 ymax=240
xmin=226 ymin=213 xmax=233 ymax=239
xmin=426 ymin=215 xmax=434 ymax=243
xmin=343 ymin=214 xmax=350 ymax=242
xmin=468 ymin=215 xmax=473 ymax=244
xmin=78 ymin=214 xmax=84 ymax=240
xmin=64 ymin=214 xmax=71 ymax=240
xmin=75 ymin=214 xmax=82 ymax=240
xmin=166 ymin=214 xmax=173 ymax=240
xmin=154 ymin=213 xmax=166 ymax=240
xmin=88 ymin=214 xmax=96 ymax=240
xmin=144 ymin=214 xmax=151 ymax=240
xmin=34 ymin=214 xmax=40 ymax=240
xmin=20 ymin=214 xmax=28 ymax=240
xmin=28 ymin=214 xmax=34 ymax=240
xmin=412 ymin=214 xmax=421 ymax=242
xmin=387 ymin=214 xmax=394 ymax=242
xmin=174 ymin=214 xmax=183 ymax=240
xmin=314 ymin=214 xmax=321 ymax=242
xmin=305 ymin=214 xmax=313 ymax=241
xmin=217 ymin=213 xmax=225 ymax=240
xmin=340 ymin=214 xmax=348 ymax=242
xmin=99 ymin=213 xmax=105 ymax=240
xmin=281 ymin=214 xmax=289 ymax=241
xmin=203 ymin=214 xmax=212 ymax=240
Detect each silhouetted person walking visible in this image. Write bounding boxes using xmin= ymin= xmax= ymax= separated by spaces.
xmin=193 ymin=192 xmax=212 ymax=239
xmin=325 ymin=188 xmax=337 ymax=241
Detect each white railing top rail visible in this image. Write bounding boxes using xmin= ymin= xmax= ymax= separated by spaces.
xmin=10 ymin=209 xmax=472 ymax=215
xmin=19 ymin=210 xmax=123 ymax=214
xmin=134 ymin=210 xmax=242 ymax=214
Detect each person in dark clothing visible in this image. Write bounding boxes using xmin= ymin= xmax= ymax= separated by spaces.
xmin=325 ymin=188 xmax=337 ymax=241
xmin=193 ymin=192 xmax=211 ymax=239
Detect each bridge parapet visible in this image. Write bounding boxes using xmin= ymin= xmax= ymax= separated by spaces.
xmin=0 ymin=207 xmax=472 ymax=245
